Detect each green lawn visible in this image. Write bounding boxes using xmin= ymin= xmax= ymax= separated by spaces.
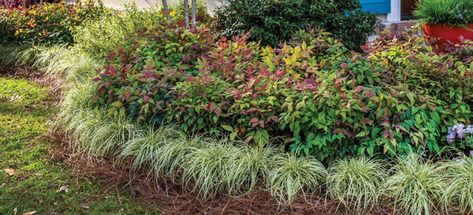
xmin=0 ymin=77 xmax=157 ymax=214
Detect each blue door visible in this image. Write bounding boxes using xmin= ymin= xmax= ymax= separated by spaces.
xmin=360 ymin=0 xmax=391 ymax=14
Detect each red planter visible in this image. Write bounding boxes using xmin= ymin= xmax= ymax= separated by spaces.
xmin=422 ymin=23 xmax=473 ymax=52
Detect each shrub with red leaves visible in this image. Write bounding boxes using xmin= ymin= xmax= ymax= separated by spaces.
xmin=93 ymin=25 xmax=215 ymax=124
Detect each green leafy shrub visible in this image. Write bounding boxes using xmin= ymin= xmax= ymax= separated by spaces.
xmin=367 ymin=29 xmax=473 ymax=154
xmin=0 ymin=1 xmax=107 ymax=45
xmin=213 ymin=0 xmax=378 ymax=50
xmin=327 ymin=157 xmax=387 ymax=212
xmin=383 ymin=154 xmax=445 ymax=215
xmin=169 ymin=30 xmax=457 ymax=161
xmin=92 ymin=28 xmax=472 ymax=161
xmin=93 ymin=25 xmax=214 ymax=124
xmin=414 ymin=0 xmax=473 ymax=26
xmin=8 ymin=3 xmax=74 ymax=45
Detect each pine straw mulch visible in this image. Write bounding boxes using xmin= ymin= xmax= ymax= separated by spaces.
xmin=47 ymin=130 xmax=402 ymax=215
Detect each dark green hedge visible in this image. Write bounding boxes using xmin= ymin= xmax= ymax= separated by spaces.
xmin=213 ymin=0 xmax=378 ymax=51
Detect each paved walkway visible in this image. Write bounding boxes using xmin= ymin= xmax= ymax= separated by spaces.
xmin=101 ymin=0 xmax=223 ymax=14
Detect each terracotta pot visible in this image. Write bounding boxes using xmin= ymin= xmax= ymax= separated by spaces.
xmin=421 ymin=23 xmax=473 ymax=52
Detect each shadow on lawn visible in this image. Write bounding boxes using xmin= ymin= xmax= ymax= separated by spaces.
xmin=0 ymin=69 xmax=155 ymax=214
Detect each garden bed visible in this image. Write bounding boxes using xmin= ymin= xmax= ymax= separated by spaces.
xmin=1 ymin=1 xmax=473 ymax=214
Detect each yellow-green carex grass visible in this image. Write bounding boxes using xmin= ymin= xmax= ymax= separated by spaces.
xmin=268 ymin=155 xmax=327 ymax=205
xmin=327 ymin=157 xmax=387 ymax=212
xmin=225 ymin=146 xmax=274 ymax=195
xmin=441 ymin=157 xmax=473 ymax=213
xmin=120 ymin=126 xmax=183 ymax=171
xmin=383 ymin=154 xmax=445 ymax=215
xmin=182 ymin=143 xmax=234 ymax=199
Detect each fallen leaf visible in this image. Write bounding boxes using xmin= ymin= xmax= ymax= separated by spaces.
xmin=4 ymin=168 xmax=15 ymax=176
xmin=22 ymin=211 xmax=37 ymax=215
xmin=58 ymin=185 xmax=69 ymax=193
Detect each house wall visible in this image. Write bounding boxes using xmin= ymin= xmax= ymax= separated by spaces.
xmin=386 ymin=0 xmax=401 ymax=22
xmin=101 ymin=0 xmax=223 ymax=13
xmin=361 ymin=0 xmax=401 ymax=22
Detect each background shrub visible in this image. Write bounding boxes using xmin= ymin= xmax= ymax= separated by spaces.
xmin=72 ymin=1 xmax=213 ymax=58
xmin=0 ymin=1 xmax=107 ymax=46
xmin=213 ymin=0 xmax=378 ymax=50
xmin=170 ymin=0 xmax=212 ymax=25
xmin=9 ymin=3 xmax=73 ymax=45
xmin=0 ymin=9 xmax=16 ymax=44
xmin=72 ymin=4 xmax=165 ymax=58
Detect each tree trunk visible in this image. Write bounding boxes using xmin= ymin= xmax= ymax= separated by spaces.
xmin=184 ymin=0 xmax=190 ymax=29
xmin=191 ymin=0 xmax=196 ymax=28
xmin=162 ymin=0 xmax=172 ymax=22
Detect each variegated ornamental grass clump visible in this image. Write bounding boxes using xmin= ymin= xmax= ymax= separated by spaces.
xmin=441 ymin=157 xmax=473 ymax=213
xmin=382 ymin=154 xmax=445 ymax=215
xmin=268 ymin=155 xmax=327 ymax=205
xmin=327 ymin=157 xmax=387 ymax=212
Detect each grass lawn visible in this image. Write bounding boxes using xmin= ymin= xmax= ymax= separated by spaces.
xmin=0 ymin=76 xmax=157 ymax=214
